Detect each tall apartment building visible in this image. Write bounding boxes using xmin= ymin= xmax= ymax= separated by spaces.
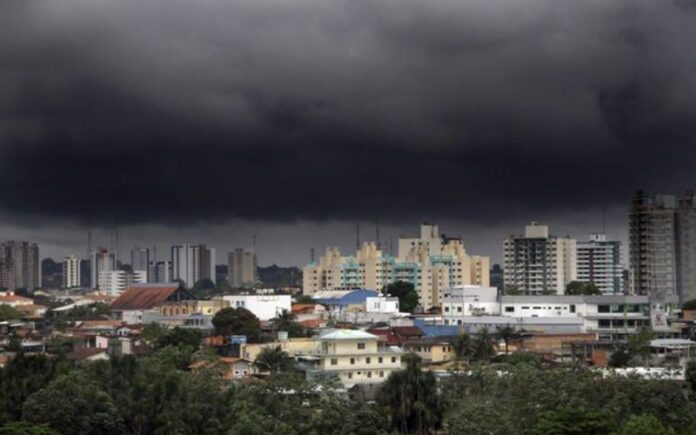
xmin=130 ymin=247 xmax=150 ymax=281
xmin=63 ymin=255 xmax=81 ymax=289
xmin=228 ymin=248 xmax=257 ymax=287
xmin=503 ymin=222 xmax=577 ymax=295
xmin=171 ymin=244 xmax=216 ymax=287
xmin=303 ymin=224 xmax=490 ymax=309
xmin=98 ymin=270 xmax=147 ymax=296
xmin=629 ymin=192 xmax=678 ymax=299
xmin=91 ymin=248 xmax=116 ymax=291
xmin=576 ymin=234 xmax=624 ymax=295
xmin=677 ymin=190 xmax=696 ymax=302
xmin=0 ymin=241 xmax=40 ymax=291
xmin=149 ymin=260 xmax=171 ymax=283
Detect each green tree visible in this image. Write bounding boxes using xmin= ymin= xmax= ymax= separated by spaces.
xmin=0 ymin=422 xmax=59 ymax=435
xmin=613 ymin=414 xmax=677 ymax=435
xmin=609 ymin=348 xmax=632 ymax=368
xmin=683 ymin=299 xmax=696 ymax=310
xmin=628 ymin=327 xmax=654 ymax=364
xmin=294 ymin=294 xmax=314 ymax=304
xmin=155 ymin=327 xmax=201 ymax=350
xmin=254 ymin=346 xmax=294 ymax=374
xmin=212 ymin=307 xmax=261 ymax=342
xmin=378 ymin=354 xmax=443 ymax=434
xmin=472 ymin=328 xmax=496 ymax=362
xmin=504 ymin=284 xmax=521 ymax=295
xmin=22 ymin=372 xmax=124 ymax=434
xmin=0 ymin=305 xmax=23 ymax=322
xmin=526 ymin=406 xmax=615 ymax=435
xmin=383 ymin=281 xmax=419 ymax=313
xmin=565 ymin=281 xmax=602 ymax=296
xmin=453 ymin=333 xmax=474 ymax=362
xmin=496 ymin=325 xmax=518 ymax=354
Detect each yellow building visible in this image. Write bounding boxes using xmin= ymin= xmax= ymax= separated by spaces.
xmin=402 ymin=339 xmax=455 ymax=363
xmin=240 ymin=338 xmax=322 ymax=362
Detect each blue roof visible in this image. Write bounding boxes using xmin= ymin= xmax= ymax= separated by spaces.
xmin=413 ymin=319 xmax=461 ymax=337
xmin=312 ymin=289 xmax=380 ymax=306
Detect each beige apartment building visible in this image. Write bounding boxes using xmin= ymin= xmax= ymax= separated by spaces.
xmin=303 ymin=224 xmax=490 ymax=310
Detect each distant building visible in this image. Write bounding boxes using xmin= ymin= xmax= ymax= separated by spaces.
xmin=576 ymin=234 xmax=624 ymax=294
xmin=98 ymin=270 xmax=147 ymax=296
xmin=150 ymin=260 xmax=171 ymax=283
xmin=629 ymin=192 xmax=677 ymax=298
xmin=91 ymin=248 xmax=116 ymax=291
xmin=221 ymin=294 xmax=291 ymax=321
xmin=677 ymin=190 xmax=696 ymax=303
xmin=111 ymin=283 xmax=194 ymax=324
xmin=0 ymin=241 xmax=40 ymax=291
xmin=503 ymin=222 xmax=576 ymax=295
xmin=171 ymin=244 xmax=216 ymax=288
xmin=130 ymin=247 xmax=150 ymax=281
xmin=63 ymin=255 xmax=81 ymax=289
xmin=303 ymin=224 xmax=490 ymax=309
xmin=490 ymin=264 xmax=504 ymax=291
xmin=228 ymin=249 xmax=257 ymax=288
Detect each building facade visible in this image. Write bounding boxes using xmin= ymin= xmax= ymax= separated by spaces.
xmin=98 ymin=270 xmax=147 ymax=296
xmin=63 ymin=255 xmax=81 ymax=289
xmin=677 ymin=190 xmax=696 ymax=303
xmin=91 ymin=248 xmax=116 ymax=291
xmin=576 ymin=234 xmax=624 ymax=295
xmin=629 ymin=192 xmax=677 ymax=299
xmin=0 ymin=241 xmax=40 ymax=291
xmin=171 ymin=244 xmax=216 ymax=288
xmin=221 ymin=294 xmax=291 ymax=321
xmin=303 ymin=224 xmax=490 ymax=309
xmin=503 ymin=222 xmax=577 ymax=295
xmin=228 ymin=248 xmax=257 ymax=287
xmin=130 ymin=247 xmax=150 ymax=281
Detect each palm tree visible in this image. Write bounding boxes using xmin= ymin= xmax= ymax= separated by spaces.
xmin=473 ymin=328 xmax=496 ymax=362
xmin=272 ymin=309 xmax=296 ymax=332
xmin=377 ymin=354 xmax=443 ymax=435
xmin=453 ymin=333 xmax=474 ymax=362
xmin=254 ymin=345 xmax=294 ymax=374
xmin=496 ymin=325 xmax=518 ymax=355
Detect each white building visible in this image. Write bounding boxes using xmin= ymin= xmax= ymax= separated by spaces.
xmin=171 ymin=244 xmax=216 ymax=288
xmin=221 ymin=294 xmax=291 ymax=321
xmin=577 ymin=234 xmax=624 ymax=294
xmin=503 ymin=222 xmax=577 ymax=295
xmin=365 ymin=296 xmax=400 ymax=314
xmin=441 ymin=285 xmax=499 ymax=319
xmin=91 ymin=248 xmax=116 ymax=291
xmin=63 ymin=255 xmax=81 ymax=289
xmin=98 ymin=270 xmax=147 ymax=296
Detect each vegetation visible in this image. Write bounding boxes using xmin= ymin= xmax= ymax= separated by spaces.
xmin=0 ymin=305 xmax=23 ymax=322
xmin=254 ymin=346 xmax=294 ymax=374
xmin=565 ymin=281 xmax=602 ymax=295
xmin=383 ymin=281 xmax=419 ymax=313
xmin=212 ymin=307 xmax=261 ymax=342
xmin=683 ymin=299 xmax=696 ymax=310
xmin=272 ymin=310 xmax=311 ymax=338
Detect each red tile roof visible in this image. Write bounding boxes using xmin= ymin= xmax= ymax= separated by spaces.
xmin=0 ymin=294 xmax=33 ymax=303
xmin=111 ymin=285 xmax=180 ymax=311
xmin=68 ymin=347 xmax=109 ymax=361
xmin=292 ymin=304 xmax=319 ymax=314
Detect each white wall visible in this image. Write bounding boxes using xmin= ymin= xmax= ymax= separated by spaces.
xmin=223 ymin=294 xmax=291 ymax=321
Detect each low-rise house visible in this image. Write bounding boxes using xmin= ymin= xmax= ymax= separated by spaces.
xmin=312 ymin=289 xmax=380 ymax=313
xmin=14 ymin=304 xmax=47 ymax=318
xmin=402 ymin=337 xmax=456 ymax=363
xmin=190 ymin=357 xmax=253 ymax=380
xmin=367 ymin=326 xmax=424 ymax=346
xmin=0 ymin=293 xmax=34 ymax=308
xmin=68 ymin=347 xmax=110 ymax=363
xmin=240 ymin=337 xmax=322 ymax=361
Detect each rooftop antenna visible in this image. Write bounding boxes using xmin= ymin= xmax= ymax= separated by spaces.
xmin=376 ymin=219 xmax=381 ymax=249
xmin=87 ymin=228 xmax=92 ymax=260
xmin=310 ymin=247 xmax=315 ymax=262
xmin=602 ymin=206 xmax=607 ymax=235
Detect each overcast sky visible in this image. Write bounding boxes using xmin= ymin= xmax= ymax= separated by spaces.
xmin=1 ymin=0 xmax=695 ymax=266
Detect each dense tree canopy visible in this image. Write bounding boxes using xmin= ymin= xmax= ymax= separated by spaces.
xmin=212 ymin=307 xmax=261 ymax=342
xmin=383 ymin=281 xmax=419 ymax=313
xmin=565 ymin=281 xmax=602 ymax=296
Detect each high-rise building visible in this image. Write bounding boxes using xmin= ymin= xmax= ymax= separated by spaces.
xmin=130 ymin=247 xmax=150 ymax=281
xmin=677 ymin=190 xmax=696 ymax=303
xmin=149 ymin=260 xmax=172 ymax=283
xmin=228 ymin=248 xmax=257 ymax=287
xmin=503 ymin=222 xmax=577 ymax=295
xmin=576 ymin=234 xmax=624 ymax=294
xmin=0 ymin=241 xmax=40 ymax=291
xmin=629 ymin=192 xmax=677 ymax=298
xmin=91 ymin=248 xmax=116 ymax=291
xmin=303 ymin=224 xmax=490 ymax=309
xmin=171 ymin=244 xmax=215 ymax=287
xmin=63 ymin=255 xmax=81 ymax=289
xmin=98 ymin=270 xmax=147 ymax=296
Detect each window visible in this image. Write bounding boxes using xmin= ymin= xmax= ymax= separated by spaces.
xmin=569 ymin=304 xmax=576 ymax=313
xmin=379 ymin=371 xmax=384 ymax=377
xmin=366 ymin=357 xmax=371 ymax=364
xmin=367 ymin=371 xmax=372 ymax=378
xmin=348 ymin=373 xmax=353 ymax=379
xmin=357 ymin=342 xmax=365 ymax=350
xmin=505 ymin=306 xmax=515 ymax=313
xmin=598 ymin=305 xmax=610 ymax=313
xmin=378 ymin=357 xmax=383 ymax=364
xmin=331 ymin=358 xmax=338 ymax=366
xmin=350 ymin=358 xmax=355 ymax=365
xmin=457 ymin=307 xmax=462 ymax=312
xmin=391 ymin=357 xmax=397 ymax=363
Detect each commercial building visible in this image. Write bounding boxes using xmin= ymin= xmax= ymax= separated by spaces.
xmin=503 ymin=222 xmax=577 ymax=294
xmin=171 ymin=244 xmax=216 ymax=288
xmin=91 ymin=248 xmax=116 ymax=291
xmin=221 ymin=294 xmax=291 ymax=321
xmin=303 ymin=224 xmax=490 ymax=309
xmin=0 ymin=241 xmax=40 ymax=291
xmin=576 ymin=234 xmax=624 ymax=294
xmin=228 ymin=248 xmax=257 ymax=287
xmin=98 ymin=270 xmax=147 ymax=296
xmin=63 ymin=255 xmax=81 ymax=289
xmin=441 ymin=285 xmax=499 ymax=318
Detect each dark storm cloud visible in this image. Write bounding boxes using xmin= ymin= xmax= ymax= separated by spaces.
xmin=1 ymin=0 xmax=696 ymax=226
